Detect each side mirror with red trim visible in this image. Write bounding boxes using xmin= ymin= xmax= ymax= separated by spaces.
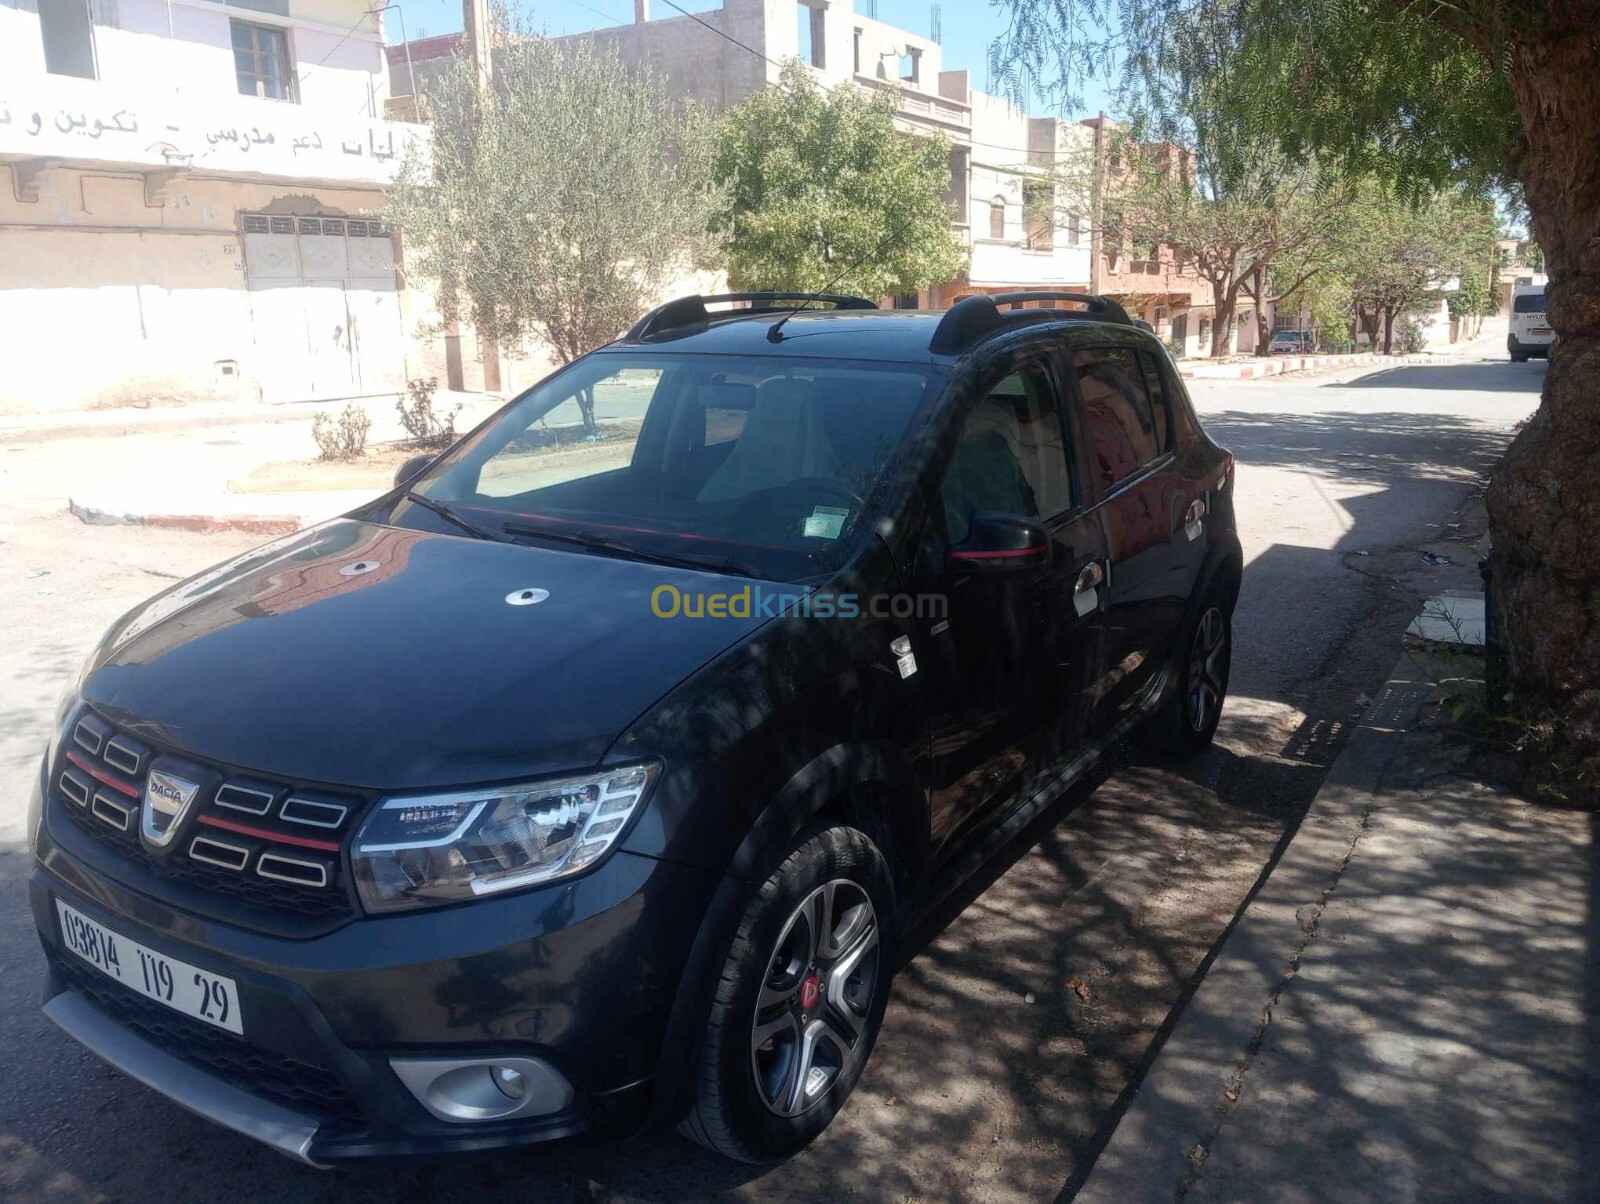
xmin=947 ymin=512 xmax=1050 ymax=576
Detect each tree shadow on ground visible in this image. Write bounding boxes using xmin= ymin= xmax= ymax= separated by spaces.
xmin=0 ymin=404 xmax=1553 ymax=1204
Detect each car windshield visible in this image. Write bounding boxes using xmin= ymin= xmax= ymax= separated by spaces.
xmin=1513 ymin=293 xmax=1546 ymax=313
xmin=399 ymin=351 xmax=939 ymax=582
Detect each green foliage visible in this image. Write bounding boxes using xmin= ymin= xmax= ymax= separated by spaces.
xmin=712 ymin=61 xmax=969 ymax=296
xmin=990 ymin=0 xmax=1521 ymax=197
xmin=311 ymin=403 xmax=371 ymax=461
xmin=396 ymin=376 xmax=461 ymax=448
xmin=389 ymin=29 xmax=722 ymax=365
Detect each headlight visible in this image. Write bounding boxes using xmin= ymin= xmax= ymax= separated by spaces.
xmin=351 ymin=763 xmax=659 ymax=913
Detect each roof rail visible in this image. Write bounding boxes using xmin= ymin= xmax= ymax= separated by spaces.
xmin=626 ymin=292 xmax=878 ymax=342
xmin=928 ymin=291 xmax=1134 ymax=355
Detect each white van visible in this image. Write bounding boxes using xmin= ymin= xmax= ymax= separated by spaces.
xmin=1509 ymin=283 xmax=1553 ymax=361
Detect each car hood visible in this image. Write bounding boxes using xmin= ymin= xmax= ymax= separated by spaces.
xmin=81 ymin=520 xmax=769 ymax=790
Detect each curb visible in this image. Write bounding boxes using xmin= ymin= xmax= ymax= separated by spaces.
xmin=1072 ymin=654 xmax=1433 ymax=1203
xmin=1176 ymin=345 xmax=1491 ymax=381
xmin=69 ymin=498 xmax=304 ymax=536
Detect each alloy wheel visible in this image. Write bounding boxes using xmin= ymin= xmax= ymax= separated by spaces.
xmin=750 ymin=879 xmax=881 ymax=1117
xmin=1187 ymin=605 xmax=1229 ymax=732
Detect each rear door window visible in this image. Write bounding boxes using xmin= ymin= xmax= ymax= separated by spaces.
xmin=1071 ymin=347 xmax=1165 ymax=493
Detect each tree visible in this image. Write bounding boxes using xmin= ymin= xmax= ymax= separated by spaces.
xmin=993 ymin=0 xmax=1600 ymax=780
xmin=1343 ymin=187 xmax=1495 ymax=353
xmin=390 ymin=31 xmax=721 ymax=435
xmin=712 ymin=61 xmax=968 ymax=297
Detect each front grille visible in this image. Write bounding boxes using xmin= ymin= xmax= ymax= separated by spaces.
xmin=56 ymin=956 xmax=364 ymax=1125
xmin=52 ymin=711 xmax=366 ymax=925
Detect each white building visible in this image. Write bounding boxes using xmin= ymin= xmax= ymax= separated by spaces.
xmin=391 ymin=0 xmax=1094 ymax=311
xmin=0 ymin=0 xmax=428 ymax=411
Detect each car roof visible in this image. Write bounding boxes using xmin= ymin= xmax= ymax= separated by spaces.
xmin=603 ymin=305 xmax=1157 ymax=366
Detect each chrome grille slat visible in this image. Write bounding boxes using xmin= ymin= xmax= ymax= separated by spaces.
xmin=189 ymin=835 xmax=251 ymax=871
xmin=215 ymin=783 xmax=277 ymax=816
xmin=103 ymin=736 xmax=145 ymax=776
xmin=59 ymin=771 xmax=91 ymax=808
xmin=72 ymin=721 xmax=103 ymax=756
xmin=91 ymin=791 xmax=133 ymax=831
xmin=280 ymin=797 xmax=348 ymax=829
xmin=257 ymin=853 xmax=329 ymax=888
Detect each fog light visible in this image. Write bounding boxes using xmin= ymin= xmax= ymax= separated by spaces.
xmin=493 ymin=1065 xmax=526 ymax=1100
xmin=390 ymin=1055 xmax=572 ymax=1123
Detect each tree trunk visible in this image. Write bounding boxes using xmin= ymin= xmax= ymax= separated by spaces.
xmin=1252 ymin=267 xmax=1271 ymax=355
xmin=1382 ymin=307 xmax=1396 ymax=355
xmin=1487 ymin=27 xmax=1600 ymax=776
xmin=577 ymin=384 xmax=598 ymax=438
xmin=1210 ymin=281 xmax=1238 ymax=358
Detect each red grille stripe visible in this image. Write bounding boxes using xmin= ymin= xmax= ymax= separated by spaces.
xmin=196 ymin=813 xmax=341 ymax=853
xmin=64 ymin=750 xmax=141 ymax=799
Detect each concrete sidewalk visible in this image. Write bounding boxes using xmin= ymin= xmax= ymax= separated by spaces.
xmin=1074 ymin=652 xmax=1596 ymax=1204
xmin=1176 ymin=324 xmax=1511 ymax=381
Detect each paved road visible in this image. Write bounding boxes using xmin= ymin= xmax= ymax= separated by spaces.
xmin=0 ymin=353 xmax=1540 ymax=1202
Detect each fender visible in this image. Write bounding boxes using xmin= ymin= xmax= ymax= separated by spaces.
xmin=640 ymin=739 xmax=925 ymax=1134
xmin=1152 ymin=530 xmax=1243 ymax=711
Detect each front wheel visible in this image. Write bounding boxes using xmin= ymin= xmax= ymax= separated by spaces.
xmin=680 ymin=824 xmax=894 ymax=1163
xmin=1143 ymin=593 xmax=1232 ymax=755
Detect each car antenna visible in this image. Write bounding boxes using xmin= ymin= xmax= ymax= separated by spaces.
xmin=767 ymin=218 xmax=919 ymax=343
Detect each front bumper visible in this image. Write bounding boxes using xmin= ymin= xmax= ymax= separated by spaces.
xmin=31 ymin=788 xmax=720 ymax=1164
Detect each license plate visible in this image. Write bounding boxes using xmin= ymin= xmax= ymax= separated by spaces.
xmin=56 ymin=900 xmax=243 ymax=1035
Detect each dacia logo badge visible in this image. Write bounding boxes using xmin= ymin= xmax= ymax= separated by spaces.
xmin=142 ymin=769 xmax=201 ymax=850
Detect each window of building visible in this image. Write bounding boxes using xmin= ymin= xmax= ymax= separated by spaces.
xmin=797 ymin=2 xmax=825 ymax=69
xmin=894 ymin=292 xmax=920 ymax=310
xmin=989 ymin=197 xmax=1006 ymax=241
xmin=39 ymin=0 xmax=97 ymax=79
xmin=946 ymin=147 xmax=971 ymax=226
xmin=853 ymin=26 xmax=862 ymax=73
xmin=232 ymin=20 xmax=296 ymax=101
xmin=900 ymin=47 xmax=920 ymax=84
xmin=1072 ymin=346 xmax=1164 ymax=491
xmin=1066 ymin=212 xmax=1082 ymax=246
xmin=941 ymin=362 xmax=1073 ymax=543
xmin=1023 ymin=181 xmax=1054 ymax=251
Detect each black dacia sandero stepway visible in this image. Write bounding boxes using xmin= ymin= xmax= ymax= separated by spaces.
xmin=28 ymin=291 xmax=1240 ymax=1166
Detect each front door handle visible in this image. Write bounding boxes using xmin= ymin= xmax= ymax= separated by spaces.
xmin=1073 ymin=561 xmax=1104 ymax=617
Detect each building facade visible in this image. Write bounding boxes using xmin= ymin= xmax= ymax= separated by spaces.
xmin=0 ymin=0 xmax=427 ymax=411
xmin=391 ymin=0 xmax=1096 ymax=313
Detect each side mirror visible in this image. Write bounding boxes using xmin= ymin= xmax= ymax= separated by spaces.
xmin=948 ymin=512 xmax=1050 ymax=575
xmin=394 ymin=453 xmax=436 ymax=489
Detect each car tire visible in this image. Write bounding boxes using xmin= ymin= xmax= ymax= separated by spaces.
xmin=1143 ymin=588 xmax=1233 ymax=756
xmin=1511 ymin=352 xmax=1529 ymax=363
xmin=680 ymin=823 xmax=894 ymax=1163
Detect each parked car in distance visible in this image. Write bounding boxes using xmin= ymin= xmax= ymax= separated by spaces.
xmin=29 ymin=289 xmax=1240 ymax=1168
xmin=1268 ymin=329 xmax=1315 ymax=354
xmin=1509 ymin=283 xmax=1553 ymax=361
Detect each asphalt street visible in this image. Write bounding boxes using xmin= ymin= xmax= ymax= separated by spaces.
xmin=0 ymin=352 xmax=1542 ymax=1202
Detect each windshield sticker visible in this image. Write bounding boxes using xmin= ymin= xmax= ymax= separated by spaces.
xmin=803 ymin=506 xmax=850 ymax=540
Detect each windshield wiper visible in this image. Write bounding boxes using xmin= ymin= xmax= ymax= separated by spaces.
xmin=502 ymin=520 xmax=765 ymax=579
xmin=403 ymin=492 xmax=505 ymax=542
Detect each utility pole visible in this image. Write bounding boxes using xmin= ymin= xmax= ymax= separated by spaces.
xmin=1089 ymin=111 xmax=1104 ymax=295
xmin=464 ymin=0 xmax=491 ymax=93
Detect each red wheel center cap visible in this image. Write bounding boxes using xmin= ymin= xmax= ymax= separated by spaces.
xmin=800 ymin=976 xmax=821 ymax=1012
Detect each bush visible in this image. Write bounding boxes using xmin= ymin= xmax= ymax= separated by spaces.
xmin=312 ymin=403 xmax=371 ymax=461
xmin=396 ymin=376 xmax=461 ymax=448
xmin=1396 ymin=316 xmax=1430 ymax=355
xmin=1165 ymin=335 xmax=1185 ymax=360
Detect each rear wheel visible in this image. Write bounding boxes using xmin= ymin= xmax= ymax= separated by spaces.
xmin=680 ymin=824 xmax=894 ymax=1163
xmin=1144 ymin=590 xmax=1232 ymax=755
xmin=1511 ymin=352 xmax=1529 ymax=363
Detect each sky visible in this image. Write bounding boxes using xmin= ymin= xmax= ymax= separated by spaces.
xmin=389 ymin=0 xmax=1116 ymax=120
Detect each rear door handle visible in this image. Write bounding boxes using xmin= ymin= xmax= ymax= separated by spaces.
xmin=1184 ymin=498 xmax=1206 ymax=542
xmin=1073 ymin=561 xmax=1103 ymax=617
